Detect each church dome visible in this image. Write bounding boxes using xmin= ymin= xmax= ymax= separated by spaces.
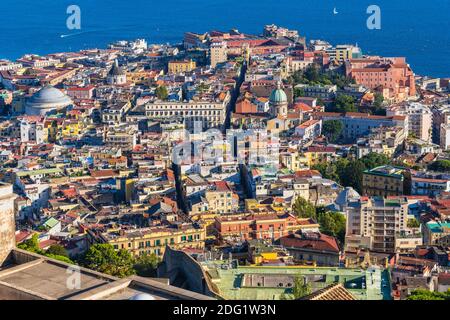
xmin=28 ymin=86 xmax=72 ymax=105
xmin=269 ymin=82 xmax=287 ymax=104
xmin=25 ymin=85 xmax=72 ymax=116
xmin=335 ymin=187 xmax=361 ymax=208
xmin=129 ymin=293 xmax=156 ymax=300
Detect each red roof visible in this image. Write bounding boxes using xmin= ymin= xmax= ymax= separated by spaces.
xmin=280 ymin=233 xmax=340 ymax=253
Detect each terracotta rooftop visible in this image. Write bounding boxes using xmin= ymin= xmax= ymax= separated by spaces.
xmin=300 ymin=283 xmax=356 ymax=300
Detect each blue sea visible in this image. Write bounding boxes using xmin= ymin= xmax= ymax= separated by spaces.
xmin=1 ymin=0 xmax=449 ymax=77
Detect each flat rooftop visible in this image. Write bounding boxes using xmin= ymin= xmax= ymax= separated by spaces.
xmin=202 ymin=261 xmax=390 ymax=300
xmin=0 ymin=249 xmax=213 ymax=300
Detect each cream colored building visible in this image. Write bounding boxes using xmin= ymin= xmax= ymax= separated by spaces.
xmin=210 ymin=42 xmax=228 ymax=68
xmin=104 ymin=225 xmax=206 ymax=258
xmin=345 ymin=197 xmax=411 ymax=253
xmin=144 ymin=98 xmax=229 ymax=131
xmin=168 ymin=60 xmax=196 ymax=74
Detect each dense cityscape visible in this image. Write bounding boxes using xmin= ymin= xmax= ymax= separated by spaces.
xmin=0 ymin=24 xmax=449 ymax=301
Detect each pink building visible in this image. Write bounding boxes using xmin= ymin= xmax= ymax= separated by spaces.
xmin=346 ymin=57 xmax=416 ymax=102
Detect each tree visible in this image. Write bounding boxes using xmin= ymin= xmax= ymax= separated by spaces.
xmin=322 ymin=120 xmax=343 ymax=143
xmin=428 ymin=160 xmax=450 ymax=172
xmin=312 ymin=162 xmax=339 ymax=182
xmin=372 ymin=93 xmax=385 ymax=115
xmin=294 ymin=87 xmax=305 ymax=98
xmin=333 ymin=95 xmax=356 ymax=113
xmin=359 ymin=152 xmax=390 ymax=169
xmin=317 ymin=211 xmax=346 ymax=245
xmin=340 ymin=160 xmax=366 ymax=194
xmin=133 ymin=253 xmax=160 ymax=277
xmin=46 ymin=244 xmax=69 ymax=258
xmin=18 ymin=234 xmax=74 ymax=264
xmin=292 ymin=196 xmax=316 ymax=219
xmin=17 ymin=234 xmax=42 ymax=254
xmin=45 ymin=254 xmax=74 ymax=264
xmin=407 ymin=218 xmax=420 ymax=228
xmin=407 ymin=289 xmax=450 ymax=300
xmin=303 ymin=64 xmax=321 ymax=83
xmin=292 ymin=277 xmax=312 ymax=299
xmin=82 ymin=244 xmax=135 ymax=278
xmin=155 ymin=85 xmax=168 ymax=100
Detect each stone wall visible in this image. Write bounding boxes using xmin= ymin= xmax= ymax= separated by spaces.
xmin=158 ymin=247 xmax=216 ymax=297
xmin=0 ymin=183 xmax=16 ymax=267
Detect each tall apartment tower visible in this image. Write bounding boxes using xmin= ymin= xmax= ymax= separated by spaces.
xmin=345 ymin=197 xmax=409 ymax=253
xmin=210 ymin=42 xmax=227 ymax=68
xmin=0 ymin=183 xmax=17 ymax=266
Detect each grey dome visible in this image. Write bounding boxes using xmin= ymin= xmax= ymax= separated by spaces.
xmin=25 ymin=85 xmax=72 ymax=116
xmin=335 ymin=187 xmax=360 ymax=208
xmin=28 ymin=86 xmax=72 ymax=106
xmin=129 ymin=293 xmax=156 ymax=300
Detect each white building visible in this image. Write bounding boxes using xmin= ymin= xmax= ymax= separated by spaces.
xmin=144 ymin=98 xmax=229 ymax=131
xmin=294 ymin=119 xmax=322 ymax=141
xmin=387 ymin=102 xmax=432 ymax=142
xmin=20 ymin=117 xmax=45 ymax=144
xmin=345 ymin=197 xmax=411 ymax=253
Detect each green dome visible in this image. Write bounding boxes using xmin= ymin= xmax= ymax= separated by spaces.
xmin=269 ymin=85 xmax=287 ymax=104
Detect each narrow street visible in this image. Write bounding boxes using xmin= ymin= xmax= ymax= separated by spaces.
xmin=173 ymin=61 xmax=248 ymax=214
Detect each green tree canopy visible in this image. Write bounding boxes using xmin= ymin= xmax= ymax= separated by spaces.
xmin=18 ymin=234 xmax=74 ymax=264
xmin=82 ymin=244 xmax=135 ymax=278
xmin=317 ymin=211 xmax=346 ymax=245
xmin=428 ymin=160 xmax=450 ymax=172
xmin=359 ymin=152 xmax=390 ymax=169
xmin=46 ymin=244 xmax=69 ymax=258
xmin=407 ymin=218 xmax=420 ymax=228
xmin=322 ymin=120 xmax=343 ymax=143
xmin=294 ymin=87 xmax=305 ymax=98
xmin=333 ymin=94 xmax=357 ymax=113
xmin=292 ymin=276 xmax=312 ymax=299
xmin=133 ymin=253 xmax=160 ymax=277
xmin=289 ymin=65 xmax=354 ymax=89
xmin=155 ymin=85 xmax=168 ymax=100
xmin=339 ymin=160 xmax=366 ymax=194
xmin=292 ymin=196 xmax=316 ymax=219
xmin=314 ymin=153 xmax=392 ymax=194
xmin=407 ymin=289 xmax=450 ymax=300
xmin=17 ymin=234 xmax=41 ymax=253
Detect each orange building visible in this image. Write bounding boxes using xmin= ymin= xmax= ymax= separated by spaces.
xmin=215 ymin=212 xmax=318 ymax=241
xmin=235 ymin=98 xmax=258 ymax=114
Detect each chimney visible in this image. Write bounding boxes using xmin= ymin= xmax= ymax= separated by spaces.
xmin=0 ymin=183 xmax=17 ymax=266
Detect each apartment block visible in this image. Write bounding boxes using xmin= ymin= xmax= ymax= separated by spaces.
xmin=345 ymin=197 xmax=410 ymax=253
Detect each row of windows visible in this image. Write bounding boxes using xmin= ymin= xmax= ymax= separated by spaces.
xmin=147 ymin=110 xmax=222 ymax=117
xmin=113 ymin=234 xmax=202 ymax=250
xmin=146 ymin=104 xmax=223 ymax=110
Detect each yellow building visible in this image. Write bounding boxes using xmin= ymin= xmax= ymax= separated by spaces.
xmin=105 ymin=225 xmax=206 ymax=257
xmin=362 ymin=165 xmax=406 ymax=197
xmin=61 ymin=119 xmax=82 ymax=138
xmin=168 ymin=60 xmax=196 ymax=74
xmin=303 ymin=147 xmax=336 ymax=166
xmin=280 ymin=151 xmax=309 ymax=171
xmin=190 ymin=212 xmax=219 ymax=238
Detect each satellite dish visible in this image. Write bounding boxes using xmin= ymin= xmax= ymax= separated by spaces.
xmin=129 ymin=293 xmax=156 ymax=300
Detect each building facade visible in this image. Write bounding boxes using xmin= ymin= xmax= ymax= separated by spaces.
xmin=362 ymin=166 xmax=407 ymax=197
xmin=345 ymin=197 xmax=410 ymax=253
